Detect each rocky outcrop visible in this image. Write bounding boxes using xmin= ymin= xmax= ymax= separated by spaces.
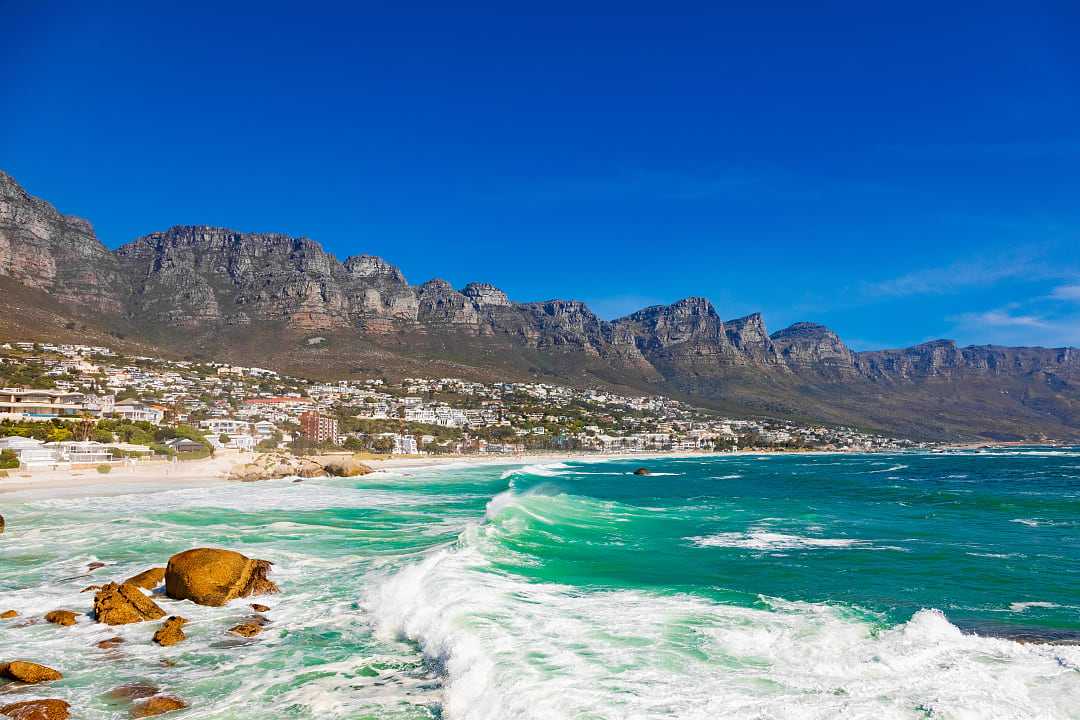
xmin=0 ymin=611 xmax=16 ymax=620
xmin=93 ymin=583 xmax=166 ymax=625
xmin=228 ymin=453 xmax=329 ymax=481
xmin=123 ymin=567 xmax=166 ymax=590
xmin=164 ymin=548 xmax=278 ymax=606
xmin=227 ymin=622 xmax=262 ymax=637
xmin=319 ymin=456 xmax=374 ymax=478
xmin=152 ymin=616 xmax=187 ymax=647
xmin=0 ymin=661 xmax=63 ymax=683
xmin=0 ymin=699 xmax=70 ymax=720
xmin=43 ymin=610 xmax=77 ymax=627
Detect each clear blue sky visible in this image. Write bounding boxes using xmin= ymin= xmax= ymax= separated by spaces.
xmin=3 ymin=1 xmax=1079 ymax=349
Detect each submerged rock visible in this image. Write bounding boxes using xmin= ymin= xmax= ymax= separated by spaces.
xmin=93 ymin=583 xmax=166 ymax=625
xmin=131 ymin=695 xmax=187 ymax=718
xmin=633 ymin=467 xmax=651 ymax=476
xmin=43 ymin=610 xmax=77 ymax=627
xmin=0 ymin=699 xmax=70 ymax=720
xmin=152 ymin=617 xmax=187 ymax=647
xmin=250 ymin=603 xmax=270 ymax=612
xmin=227 ymin=622 xmax=262 ymax=638
xmin=123 ymin=568 xmax=166 ymax=590
xmin=165 ymin=548 xmax=278 ymax=607
xmin=87 ymin=562 xmax=106 ymax=571
xmin=104 ymin=684 xmax=159 ymax=701
xmin=0 ymin=514 xmax=5 ymax=534
xmin=96 ymin=636 xmax=125 ymax=649
xmin=0 ymin=661 xmax=63 ymax=683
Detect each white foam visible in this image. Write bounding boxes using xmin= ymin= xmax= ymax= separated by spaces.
xmin=370 ymin=535 xmax=1080 ymax=720
xmin=689 ymin=531 xmax=867 ymax=551
xmin=1009 ymin=601 xmax=1062 ymax=612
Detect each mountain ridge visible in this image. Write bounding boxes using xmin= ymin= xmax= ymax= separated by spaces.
xmin=2 ymin=170 xmax=1078 ymax=441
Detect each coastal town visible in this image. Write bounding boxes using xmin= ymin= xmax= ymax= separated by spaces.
xmin=0 ymin=340 xmax=920 ymax=473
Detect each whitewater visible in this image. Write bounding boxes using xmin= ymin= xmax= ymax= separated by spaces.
xmin=1 ymin=450 xmax=1078 ymax=718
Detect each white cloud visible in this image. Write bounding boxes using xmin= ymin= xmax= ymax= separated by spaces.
xmin=1050 ymin=284 xmax=1080 ymax=301
xmin=952 ymin=310 xmax=1050 ymax=329
xmin=864 ymin=254 xmax=1049 ymax=298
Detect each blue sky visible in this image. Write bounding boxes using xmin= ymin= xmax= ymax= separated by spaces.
xmin=3 ymin=1 xmax=1079 ymax=349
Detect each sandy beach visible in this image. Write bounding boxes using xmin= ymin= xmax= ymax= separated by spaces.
xmin=0 ymin=448 xmax=751 ymax=499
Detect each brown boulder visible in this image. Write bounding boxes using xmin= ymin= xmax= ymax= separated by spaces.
xmin=43 ymin=611 xmax=77 ymax=627
xmin=152 ymin=617 xmax=187 ymax=647
xmin=0 ymin=611 xmax=16 ymax=620
xmin=131 ymin=696 xmax=187 ymax=718
xmin=87 ymin=562 xmax=106 ymax=571
xmin=0 ymin=514 xmax=4 ymax=534
xmin=0 ymin=699 xmax=70 ymax=720
xmin=123 ymin=568 xmax=166 ymax=590
xmin=164 ymin=548 xmax=278 ymax=607
xmin=93 ymin=583 xmax=166 ymax=625
xmin=250 ymin=603 xmax=270 ymax=612
xmin=0 ymin=661 xmax=63 ymax=683
xmin=227 ymin=623 xmax=262 ymax=638
xmin=80 ymin=585 xmax=101 ymax=593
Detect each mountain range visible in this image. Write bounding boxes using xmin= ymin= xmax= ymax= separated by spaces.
xmin=2 ymin=169 xmax=1078 ymax=441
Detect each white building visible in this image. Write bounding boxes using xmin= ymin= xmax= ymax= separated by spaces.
xmin=114 ymin=399 xmax=165 ymax=424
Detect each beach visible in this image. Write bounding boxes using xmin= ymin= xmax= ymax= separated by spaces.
xmin=0 ymin=448 xmax=742 ymax=498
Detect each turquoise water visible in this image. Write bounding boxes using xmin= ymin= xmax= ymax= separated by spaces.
xmin=1 ymin=451 xmax=1079 ymax=718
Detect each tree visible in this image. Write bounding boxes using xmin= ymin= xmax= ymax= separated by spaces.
xmin=371 ymin=437 xmax=394 ymax=454
xmin=0 ymin=450 xmax=18 ymax=469
xmin=219 ymin=433 xmax=230 ymax=446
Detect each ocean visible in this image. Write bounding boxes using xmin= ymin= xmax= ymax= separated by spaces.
xmin=1 ymin=450 xmax=1079 ymax=719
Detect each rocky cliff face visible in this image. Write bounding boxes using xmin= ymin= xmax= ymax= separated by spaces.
xmin=0 ymin=171 xmax=126 ymax=312
xmin=771 ymin=322 xmax=857 ymax=377
xmin=1 ymin=169 xmax=1078 ymax=440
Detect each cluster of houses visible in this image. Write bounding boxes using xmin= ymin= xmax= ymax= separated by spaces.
xmin=0 ymin=341 xmax=919 ymax=468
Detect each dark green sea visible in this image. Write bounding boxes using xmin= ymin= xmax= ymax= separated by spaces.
xmin=2 ymin=450 xmax=1078 ymax=718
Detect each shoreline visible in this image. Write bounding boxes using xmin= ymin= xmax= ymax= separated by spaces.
xmin=0 ymin=448 xmax=803 ymax=498
xmin=4 ymin=443 xmax=1069 ymax=500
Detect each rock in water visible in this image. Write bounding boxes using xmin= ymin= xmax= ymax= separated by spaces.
xmin=104 ymin=684 xmax=158 ymax=701
xmin=164 ymin=548 xmax=278 ymax=607
xmin=152 ymin=617 xmax=187 ymax=647
xmin=0 ymin=610 xmax=16 ymax=620
xmin=227 ymin=622 xmax=262 ymax=637
xmin=131 ymin=696 xmax=187 ymax=718
xmin=0 ymin=661 xmax=63 ymax=683
xmin=123 ymin=567 xmax=166 ymax=590
xmin=633 ymin=467 xmax=651 ymax=476
xmin=250 ymin=603 xmax=270 ymax=612
xmin=93 ymin=583 xmax=166 ymax=625
xmin=43 ymin=610 xmax=77 ymax=626
xmin=96 ymin=636 xmax=124 ymax=649
xmin=0 ymin=699 xmax=70 ymax=720
xmin=0 ymin=514 xmax=5 ymax=533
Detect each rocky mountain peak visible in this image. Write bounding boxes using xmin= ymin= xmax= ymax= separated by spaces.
xmin=462 ymin=282 xmax=512 ymax=306
xmin=343 ymin=254 xmax=407 ymax=284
